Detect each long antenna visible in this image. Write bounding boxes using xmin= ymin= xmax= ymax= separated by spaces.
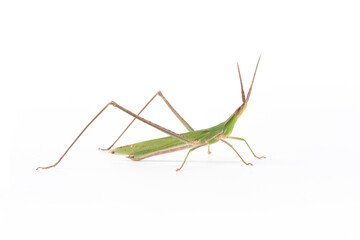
xmin=237 ymin=62 xmax=246 ymax=103
xmin=245 ymin=54 xmax=262 ymax=103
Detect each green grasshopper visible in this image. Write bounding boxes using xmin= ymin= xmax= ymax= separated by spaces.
xmin=37 ymin=55 xmax=265 ymax=171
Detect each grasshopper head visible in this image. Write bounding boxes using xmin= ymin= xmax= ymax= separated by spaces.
xmin=223 ymin=55 xmax=262 ymax=136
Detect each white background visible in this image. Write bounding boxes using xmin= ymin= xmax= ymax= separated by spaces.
xmin=1 ymin=0 xmax=360 ymax=239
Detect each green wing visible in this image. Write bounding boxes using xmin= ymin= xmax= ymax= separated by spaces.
xmin=110 ymin=122 xmax=225 ymax=160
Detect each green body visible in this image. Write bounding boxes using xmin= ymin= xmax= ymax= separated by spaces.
xmin=110 ymin=104 xmax=247 ymax=160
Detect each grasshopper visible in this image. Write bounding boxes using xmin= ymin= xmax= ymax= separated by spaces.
xmin=37 ymin=55 xmax=265 ymax=171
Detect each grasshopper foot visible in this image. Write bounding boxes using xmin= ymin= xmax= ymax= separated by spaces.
xmin=98 ymin=147 xmax=110 ymax=151
xmin=36 ymin=166 xmax=53 ymax=170
xmin=255 ymin=156 xmax=266 ymax=159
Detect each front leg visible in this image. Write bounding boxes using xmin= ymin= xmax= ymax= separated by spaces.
xmin=220 ymin=139 xmax=252 ymax=166
xmin=226 ymin=136 xmax=265 ymax=159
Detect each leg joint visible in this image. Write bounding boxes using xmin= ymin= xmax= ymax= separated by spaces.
xmin=109 ymin=101 xmax=118 ymax=107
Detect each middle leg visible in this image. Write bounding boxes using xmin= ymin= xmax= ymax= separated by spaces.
xmin=176 ymin=144 xmax=205 ymax=171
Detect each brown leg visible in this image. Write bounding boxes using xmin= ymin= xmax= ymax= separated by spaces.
xmin=99 ymin=91 xmax=194 ymax=151
xmin=37 ymin=101 xmax=195 ymax=170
